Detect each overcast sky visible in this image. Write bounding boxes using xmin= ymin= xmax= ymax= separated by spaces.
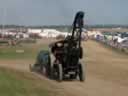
xmin=0 ymin=0 xmax=128 ymax=25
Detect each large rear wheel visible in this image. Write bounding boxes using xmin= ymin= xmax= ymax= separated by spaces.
xmin=78 ymin=63 xmax=85 ymax=82
xmin=57 ymin=64 xmax=63 ymax=82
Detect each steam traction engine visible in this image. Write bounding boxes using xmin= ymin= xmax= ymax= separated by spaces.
xmin=50 ymin=11 xmax=85 ymax=82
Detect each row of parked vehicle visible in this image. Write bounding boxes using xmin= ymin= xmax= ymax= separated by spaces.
xmin=92 ymin=31 xmax=128 ymax=51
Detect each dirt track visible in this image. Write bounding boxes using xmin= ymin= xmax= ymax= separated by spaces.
xmin=0 ymin=40 xmax=128 ymax=96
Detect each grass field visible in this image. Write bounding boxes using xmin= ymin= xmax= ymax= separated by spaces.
xmin=0 ymin=39 xmax=61 ymax=96
xmin=0 ymin=40 xmax=49 ymax=60
xmin=0 ymin=67 xmax=58 ymax=96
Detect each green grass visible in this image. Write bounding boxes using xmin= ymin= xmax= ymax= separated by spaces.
xmin=0 ymin=44 xmax=49 ymax=60
xmin=0 ymin=67 xmax=56 ymax=96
